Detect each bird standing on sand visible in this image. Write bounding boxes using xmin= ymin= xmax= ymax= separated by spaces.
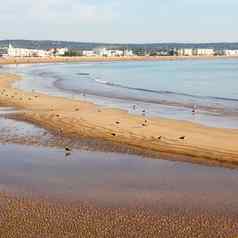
xmin=192 ymin=104 xmax=197 ymax=114
xmin=65 ymin=147 xmax=71 ymax=152
xmin=65 ymin=147 xmax=71 ymax=157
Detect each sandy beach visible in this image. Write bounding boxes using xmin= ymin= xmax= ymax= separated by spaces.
xmin=0 ymin=73 xmax=238 ymax=163
xmin=1 ymin=55 xmax=238 ymax=65
xmin=1 ymin=67 xmax=238 ymax=238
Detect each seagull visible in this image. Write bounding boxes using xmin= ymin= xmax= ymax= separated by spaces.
xmin=192 ymin=104 xmax=197 ymax=114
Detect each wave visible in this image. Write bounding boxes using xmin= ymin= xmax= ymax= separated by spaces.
xmin=35 ymin=70 xmax=238 ymax=111
xmin=77 ymin=72 xmax=90 ymax=76
xmin=92 ymin=77 xmax=238 ymax=103
xmin=94 ymin=78 xmax=111 ymax=84
xmin=26 ymin=69 xmax=238 ymax=118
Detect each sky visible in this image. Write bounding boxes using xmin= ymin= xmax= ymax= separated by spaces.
xmin=1 ymin=0 xmax=238 ymax=43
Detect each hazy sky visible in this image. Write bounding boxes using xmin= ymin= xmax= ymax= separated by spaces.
xmin=1 ymin=0 xmax=238 ymax=43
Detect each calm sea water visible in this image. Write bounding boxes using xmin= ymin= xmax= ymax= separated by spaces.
xmin=3 ymin=59 xmax=238 ymax=128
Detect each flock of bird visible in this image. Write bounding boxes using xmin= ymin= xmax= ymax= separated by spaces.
xmin=0 ymin=88 xmax=187 ymax=157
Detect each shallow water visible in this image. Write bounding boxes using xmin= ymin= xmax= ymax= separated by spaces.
xmin=0 ymin=142 xmax=238 ymax=211
xmin=2 ymin=59 xmax=238 ymax=128
xmin=0 ymin=107 xmax=50 ymax=139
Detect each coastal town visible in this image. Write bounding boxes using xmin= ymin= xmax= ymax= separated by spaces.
xmin=1 ymin=43 xmax=238 ymax=58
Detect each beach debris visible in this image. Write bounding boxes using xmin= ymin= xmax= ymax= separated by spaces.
xmin=158 ymin=136 xmax=162 ymax=140
xmin=75 ymin=108 xmax=79 ymax=111
xmin=56 ymin=114 xmax=60 ymax=117
xmin=179 ymin=136 xmax=186 ymax=140
xmin=115 ymin=121 xmax=120 ymax=124
xmin=111 ymin=133 xmax=116 ymax=137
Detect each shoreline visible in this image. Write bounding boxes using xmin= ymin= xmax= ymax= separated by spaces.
xmin=0 ymin=74 xmax=238 ymax=163
xmin=1 ymin=55 xmax=238 ymax=65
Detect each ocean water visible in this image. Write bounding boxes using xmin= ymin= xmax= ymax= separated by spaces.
xmin=3 ymin=59 xmax=238 ymax=128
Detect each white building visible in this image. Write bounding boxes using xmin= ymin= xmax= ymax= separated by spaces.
xmin=32 ymin=49 xmax=49 ymax=57
xmin=124 ymin=49 xmax=134 ymax=56
xmin=47 ymin=48 xmax=69 ymax=56
xmin=193 ymin=48 xmax=215 ymax=56
xmin=55 ymin=48 xmax=68 ymax=56
xmin=223 ymin=49 xmax=238 ymax=56
xmin=177 ymin=48 xmax=193 ymax=56
xmin=0 ymin=47 xmax=8 ymax=57
xmin=110 ymin=50 xmax=124 ymax=56
xmin=83 ymin=48 xmax=133 ymax=57
xmin=7 ymin=44 xmax=49 ymax=57
xmin=8 ymin=44 xmax=31 ymax=57
xmin=95 ymin=48 xmax=124 ymax=57
xmin=95 ymin=48 xmax=106 ymax=56
xmin=82 ymin=50 xmax=97 ymax=57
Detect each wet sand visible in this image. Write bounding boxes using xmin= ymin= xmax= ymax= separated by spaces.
xmin=0 ymin=142 xmax=238 ymax=238
xmin=0 ymin=109 xmax=161 ymax=157
xmin=0 ymin=99 xmax=237 ymax=237
xmin=0 ymin=192 xmax=237 ymax=238
xmin=0 ymin=74 xmax=238 ymax=163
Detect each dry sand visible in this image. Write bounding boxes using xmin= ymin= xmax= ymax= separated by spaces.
xmin=1 ymin=55 xmax=238 ymax=65
xmin=0 ymin=73 xmax=238 ymax=163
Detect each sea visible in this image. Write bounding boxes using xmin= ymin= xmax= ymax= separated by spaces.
xmin=2 ymin=58 xmax=238 ymax=128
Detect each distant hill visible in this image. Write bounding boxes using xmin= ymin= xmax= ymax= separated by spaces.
xmin=1 ymin=40 xmax=238 ymax=50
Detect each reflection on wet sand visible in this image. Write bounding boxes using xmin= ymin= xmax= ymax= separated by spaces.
xmin=0 ymin=142 xmax=238 ymax=237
